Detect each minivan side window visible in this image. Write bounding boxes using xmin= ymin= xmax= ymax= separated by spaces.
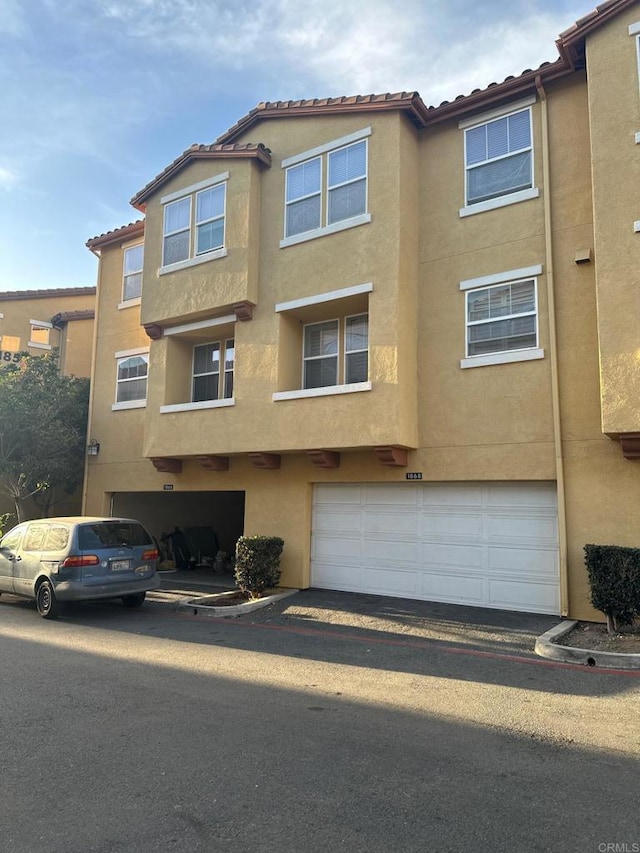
xmin=24 ymin=524 xmax=50 ymax=551
xmin=44 ymin=525 xmax=69 ymax=551
xmin=1 ymin=526 xmax=24 ymax=550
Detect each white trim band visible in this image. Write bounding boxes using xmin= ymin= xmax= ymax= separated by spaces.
xmin=30 ymin=319 xmax=53 ymax=328
xmin=273 ymin=381 xmax=371 ymax=401
xmin=112 ymin=400 xmax=147 ymax=411
xmin=276 ymin=282 xmax=372 ymax=313
xmin=279 ymin=213 xmax=371 ymax=249
xmin=458 ymin=95 xmax=536 ymax=130
xmin=629 ymin=21 xmax=640 ymax=35
xmin=114 ymin=346 xmax=149 ymax=359
xmin=161 ymin=171 xmax=229 ymax=205
xmin=282 ymin=127 xmax=372 ymax=169
xmin=460 ymin=187 xmax=539 ymax=218
xmin=159 ymin=247 xmax=227 ymax=276
xmin=160 ymin=398 xmax=235 ymax=414
xmin=460 ymin=265 xmax=543 ymax=291
xmin=461 ymin=348 xmax=544 ymax=369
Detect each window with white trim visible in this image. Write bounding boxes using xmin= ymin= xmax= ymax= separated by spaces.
xmin=29 ymin=321 xmax=52 ymax=349
xmin=465 ymin=277 xmax=537 ymax=358
xmin=116 ymin=353 xmax=148 ymax=403
xmin=192 ymin=339 xmax=234 ymax=402
xmin=123 ymin=244 xmax=144 ymax=301
xmin=285 ymin=136 xmax=368 ymax=239
xmin=303 ymin=314 xmax=368 ymax=389
xmin=162 ymin=181 xmax=226 ymax=268
xmin=464 ymin=107 xmax=532 ymax=206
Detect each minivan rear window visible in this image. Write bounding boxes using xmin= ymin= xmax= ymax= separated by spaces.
xmin=78 ymin=522 xmax=152 ymax=550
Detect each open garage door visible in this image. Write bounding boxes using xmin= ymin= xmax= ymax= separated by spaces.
xmin=311 ymin=482 xmax=560 ymax=615
xmin=111 ymin=491 xmax=245 ymax=566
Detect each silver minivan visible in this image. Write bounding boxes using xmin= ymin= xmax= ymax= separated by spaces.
xmin=0 ymin=516 xmax=161 ymax=618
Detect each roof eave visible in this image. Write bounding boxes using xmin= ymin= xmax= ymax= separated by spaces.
xmin=86 ymin=220 xmax=145 ymax=251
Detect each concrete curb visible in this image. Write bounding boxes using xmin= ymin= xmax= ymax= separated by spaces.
xmin=177 ymin=588 xmax=299 ymax=618
xmin=535 ymin=620 xmax=640 ymax=670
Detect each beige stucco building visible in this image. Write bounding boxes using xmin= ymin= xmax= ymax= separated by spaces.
xmin=84 ymin=0 xmax=640 ymax=621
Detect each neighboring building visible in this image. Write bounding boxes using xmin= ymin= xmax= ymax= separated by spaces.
xmin=0 ymin=287 xmax=96 ymax=520
xmin=0 ymin=287 xmax=96 ymax=377
xmin=84 ymin=0 xmax=640 ymax=620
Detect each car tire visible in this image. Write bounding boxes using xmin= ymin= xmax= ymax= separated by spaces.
xmin=122 ymin=592 xmax=146 ymax=608
xmin=36 ymin=580 xmax=60 ymax=619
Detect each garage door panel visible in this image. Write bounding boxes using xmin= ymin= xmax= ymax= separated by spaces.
xmin=362 ymin=567 xmax=420 ymax=595
xmin=420 ymin=573 xmax=486 ymax=606
xmin=488 ymin=579 xmax=560 ymax=613
xmin=486 ymin=514 xmax=558 ymax=543
xmin=420 ymin=542 xmax=484 ymax=570
xmin=488 ymin=546 xmax=558 ymax=576
xmin=419 ymin=513 xmax=483 ymax=539
xmin=363 ymin=510 xmax=418 ymax=536
xmin=313 ymin=510 xmax=362 ymax=533
xmin=362 ymin=539 xmax=420 ymax=563
xmin=311 ymin=482 xmax=560 ymax=615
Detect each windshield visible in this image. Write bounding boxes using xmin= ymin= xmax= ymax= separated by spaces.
xmin=78 ymin=522 xmax=152 ymax=550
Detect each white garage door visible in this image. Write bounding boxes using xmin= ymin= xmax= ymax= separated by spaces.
xmin=311 ymin=482 xmax=560 ymax=614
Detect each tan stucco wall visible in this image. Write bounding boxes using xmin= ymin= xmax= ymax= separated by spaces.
xmin=587 ymin=5 xmax=640 ymax=434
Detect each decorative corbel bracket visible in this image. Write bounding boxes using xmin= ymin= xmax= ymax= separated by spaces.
xmin=150 ymin=457 xmax=183 ymax=474
xmin=248 ymin=452 xmax=281 ymax=469
xmin=307 ymin=450 xmax=341 ymax=469
xmin=197 ymin=455 xmax=230 ymax=471
xmin=374 ymin=446 xmax=408 ymax=467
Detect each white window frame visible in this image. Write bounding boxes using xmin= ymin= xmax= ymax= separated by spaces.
xmin=459 ymin=265 xmax=544 ymax=369
xmin=301 ymin=313 xmax=369 ymax=391
xmin=195 ymin=184 xmax=226 ymax=257
xmin=160 ymin=173 xmax=228 ymax=275
xmin=191 ymin=338 xmax=234 ymax=404
xmin=280 ymin=128 xmax=372 ymax=248
xmin=344 ymin=313 xmax=369 ymax=386
xmin=459 ymin=97 xmax=539 ymax=218
xmin=28 ymin=320 xmax=52 ymax=350
xmin=112 ymin=347 xmax=149 ymax=410
xmin=120 ymin=243 xmax=144 ymax=307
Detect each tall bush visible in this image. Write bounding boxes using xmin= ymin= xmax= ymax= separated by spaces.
xmin=584 ymin=544 xmax=640 ymax=633
xmin=235 ymin=535 xmax=284 ymax=599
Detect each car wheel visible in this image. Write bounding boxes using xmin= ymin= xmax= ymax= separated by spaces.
xmin=36 ymin=580 xmax=60 ymax=619
xmin=122 ymin=592 xmax=146 ymax=608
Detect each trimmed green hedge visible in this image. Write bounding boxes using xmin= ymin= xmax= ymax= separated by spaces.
xmin=235 ymin=535 xmax=284 ymax=599
xmin=584 ymin=544 xmax=640 ymax=630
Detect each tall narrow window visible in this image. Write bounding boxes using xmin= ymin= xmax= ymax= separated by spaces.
xmin=163 ymin=197 xmax=191 ymax=266
xmin=465 ymin=108 xmax=532 ymax=206
xmin=285 ymin=158 xmax=322 ymax=238
xmin=196 ymin=184 xmax=226 ymax=255
xmin=192 ymin=339 xmax=234 ymax=402
xmin=123 ymin=244 xmax=144 ymax=301
xmin=345 ymin=314 xmax=369 ymax=383
xmin=328 ymin=140 xmax=367 ymax=225
xmin=303 ymin=320 xmax=339 ymax=389
xmin=116 ymin=354 xmax=148 ymax=403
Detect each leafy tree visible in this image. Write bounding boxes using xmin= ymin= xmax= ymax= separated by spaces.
xmin=0 ymin=350 xmax=90 ymax=523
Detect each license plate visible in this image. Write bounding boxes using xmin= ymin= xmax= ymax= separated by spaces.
xmin=111 ymin=559 xmax=131 ymax=572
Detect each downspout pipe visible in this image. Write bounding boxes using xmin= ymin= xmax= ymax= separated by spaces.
xmin=536 ymin=75 xmax=569 ymax=616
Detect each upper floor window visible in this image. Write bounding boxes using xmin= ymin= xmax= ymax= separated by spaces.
xmin=29 ymin=321 xmax=52 ymax=349
xmin=303 ymin=314 xmax=368 ymax=390
xmin=160 ymin=174 xmax=228 ymax=273
xmin=192 ymin=339 xmax=234 ymax=403
xmin=281 ymin=128 xmax=371 ymax=247
xmin=464 ymin=107 xmax=532 ymax=206
xmin=123 ymin=244 xmax=143 ymax=302
xmin=114 ymin=350 xmax=149 ymax=408
xmin=459 ymin=265 xmax=544 ymax=369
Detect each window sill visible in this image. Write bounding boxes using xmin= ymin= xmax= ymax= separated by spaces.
xmin=460 ymin=348 xmax=544 ymax=369
xmin=279 ymin=213 xmax=371 ymax=249
xmin=112 ymin=400 xmax=147 ymax=410
xmin=118 ymin=297 xmax=141 ymax=310
xmin=159 ymin=248 xmax=227 ymax=276
xmin=28 ymin=342 xmax=52 ymax=350
xmin=273 ymin=381 xmax=371 ymax=401
xmin=160 ymin=398 xmax=235 ymax=414
xmin=459 ymin=187 xmax=539 ymax=218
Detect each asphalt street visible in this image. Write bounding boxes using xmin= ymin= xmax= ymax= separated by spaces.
xmin=1 ymin=590 xmax=639 ymax=853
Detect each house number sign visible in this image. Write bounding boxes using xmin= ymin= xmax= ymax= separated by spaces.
xmin=163 ymin=484 xmax=174 ymax=491
xmin=406 ymin=473 xmax=423 ymax=480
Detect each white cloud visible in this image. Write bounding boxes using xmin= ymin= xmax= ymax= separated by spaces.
xmin=0 ymin=165 xmax=19 ymax=189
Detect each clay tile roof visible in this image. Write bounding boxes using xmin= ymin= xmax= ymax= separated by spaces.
xmin=0 ymin=286 xmax=96 ymax=302
xmin=556 ymin=0 xmax=636 ymax=68
xmin=51 ymin=309 xmax=95 ymax=327
xmin=86 ymin=220 xmax=145 ymax=250
xmin=215 ymin=92 xmax=430 ymax=144
xmin=130 ymin=142 xmax=272 ymax=209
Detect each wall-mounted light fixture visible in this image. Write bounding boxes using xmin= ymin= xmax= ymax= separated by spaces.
xmin=87 ymin=439 xmax=100 ymax=457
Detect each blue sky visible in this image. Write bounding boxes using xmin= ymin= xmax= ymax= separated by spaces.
xmin=0 ymin=0 xmax=588 ymax=292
